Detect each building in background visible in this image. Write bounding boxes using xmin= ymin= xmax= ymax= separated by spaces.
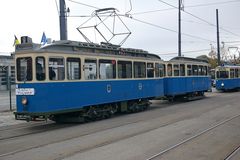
xmin=0 ymin=55 xmax=15 ymax=90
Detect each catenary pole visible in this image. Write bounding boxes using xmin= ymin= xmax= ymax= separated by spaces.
xmin=178 ymin=0 xmax=182 ymax=57
xmin=59 ymin=0 xmax=68 ymax=40
xmin=216 ymin=9 xmax=221 ymax=65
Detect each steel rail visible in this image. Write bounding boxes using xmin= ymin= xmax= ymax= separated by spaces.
xmin=146 ymin=113 xmax=240 ymax=160
xmin=225 ymin=145 xmax=240 ymax=160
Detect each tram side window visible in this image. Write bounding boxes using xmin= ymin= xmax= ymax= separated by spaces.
xmin=118 ymin=61 xmax=132 ymax=78
xmin=162 ymin=64 xmax=165 ymax=77
xmin=36 ymin=57 xmax=45 ymax=81
xmin=187 ymin=65 xmax=192 ymax=76
xmin=155 ymin=63 xmax=159 ymax=77
xmin=99 ymin=59 xmax=116 ymax=79
xmin=235 ymin=69 xmax=239 ymax=78
xmin=49 ymin=57 xmax=65 ymax=80
xmin=180 ymin=64 xmax=185 ymax=76
xmin=67 ymin=58 xmax=81 ymax=80
xmin=167 ymin=64 xmax=172 ymax=77
xmin=198 ymin=65 xmax=203 ymax=75
xmin=203 ymin=66 xmax=208 ymax=75
xmin=155 ymin=63 xmax=165 ymax=77
xmin=84 ymin=59 xmax=97 ymax=80
xmin=230 ymin=69 xmax=234 ymax=78
xmin=16 ymin=57 xmax=32 ymax=81
xmin=192 ymin=65 xmax=198 ymax=76
xmin=147 ymin=63 xmax=154 ymax=78
xmin=173 ymin=64 xmax=180 ymax=76
xmin=134 ymin=62 xmax=146 ymax=78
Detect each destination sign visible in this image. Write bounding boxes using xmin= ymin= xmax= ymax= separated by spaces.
xmin=16 ymin=88 xmax=35 ymax=95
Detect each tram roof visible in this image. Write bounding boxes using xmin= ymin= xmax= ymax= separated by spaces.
xmin=216 ymin=64 xmax=240 ymax=69
xmin=15 ymin=38 xmax=161 ymax=60
xmin=169 ymin=56 xmax=209 ymax=64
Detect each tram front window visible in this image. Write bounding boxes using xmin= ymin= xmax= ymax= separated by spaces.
xmin=216 ymin=71 xmax=229 ymax=79
xmin=16 ymin=57 xmax=32 ymax=81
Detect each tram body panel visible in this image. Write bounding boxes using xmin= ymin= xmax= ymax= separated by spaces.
xmin=164 ymin=76 xmax=211 ymax=96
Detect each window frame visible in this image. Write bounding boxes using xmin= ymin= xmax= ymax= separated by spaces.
xmin=230 ymin=69 xmax=235 ymax=78
xmin=155 ymin=63 xmax=165 ymax=77
xmin=16 ymin=57 xmax=33 ymax=82
xmin=117 ymin=60 xmax=132 ymax=79
xmin=84 ymin=59 xmax=97 ymax=80
xmin=134 ymin=61 xmax=146 ymax=78
xmin=99 ymin=59 xmax=116 ymax=79
xmin=67 ymin=57 xmax=81 ymax=80
xmin=147 ymin=62 xmax=154 ymax=78
xmin=180 ymin=64 xmax=185 ymax=76
xmin=235 ymin=68 xmax=239 ymax=78
xmin=36 ymin=56 xmax=46 ymax=81
xmin=216 ymin=70 xmax=229 ymax=79
xmin=167 ymin=64 xmax=172 ymax=77
xmin=187 ymin=65 xmax=192 ymax=76
xmin=192 ymin=65 xmax=198 ymax=76
xmin=173 ymin=64 xmax=180 ymax=76
xmin=48 ymin=57 xmax=65 ymax=81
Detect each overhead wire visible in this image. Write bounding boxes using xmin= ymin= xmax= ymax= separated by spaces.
xmin=132 ymin=0 xmax=240 ymax=15
xmin=67 ymin=0 xmax=99 ymax=9
xmin=129 ymin=17 xmax=216 ymax=43
xmin=66 ymin=0 xmax=216 ymax=43
xmin=158 ymin=0 xmax=240 ymax=38
xmin=68 ymin=13 xmax=216 ymax=42
xmin=132 ymin=8 xmax=174 ymax=15
xmin=68 ymin=15 xmax=92 ymax=17
xmin=54 ymin=0 xmax=60 ymax=16
xmin=186 ymin=0 xmax=240 ymax=9
xmin=158 ymin=48 xmax=211 ymax=55
xmin=125 ymin=0 xmax=132 ymax=14
xmin=182 ymin=19 xmax=240 ymax=39
xmin=224 ymin=41 xmax=240 ymax=43
xmin=65 ymin=0 xmax=221 ymax=48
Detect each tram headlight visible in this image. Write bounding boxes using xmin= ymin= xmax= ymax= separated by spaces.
xmin=221 ymin=83 xmax=224 ymax=87
xmin=21 ymin=96 xmax=28 ymax=105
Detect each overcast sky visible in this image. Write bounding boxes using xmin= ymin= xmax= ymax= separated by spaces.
xmin=1 ymin=0 xmax=240 ymax=60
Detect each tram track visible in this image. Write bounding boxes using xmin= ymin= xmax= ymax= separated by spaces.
xmin=224 ymin=145 xmax=240 ymax=160
xmin=0 ymin=122 xmax=76 ymax=141
xmin=53 ymin=103 xmax=240 ymax=160
xmin=0 ymin=112 xmax=185 ymax=158
xmin=0 ymin=92 xmax=238 ymax=160
xmin=0 ymin=121 xmax=47 ymax=132
xmin=1 ymin=105 xmax=237 ymax=159
xmin=0 ymin=113 xmax=151 ymax=142
xmin=0 ymin=98 xmax=205 ymax=158
xmin=0 ymin=93 xmax=216 ymax=141
xmin=0 ymin=100 xmax=177 ymax=142
xmin=146 ymin=113 xmax=240 ymax=160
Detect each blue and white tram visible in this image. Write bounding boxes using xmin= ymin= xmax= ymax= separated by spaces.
xmin=14 ymin=37 xmax=165 ymax=122
xmin=164 ymin=57 xmax=211 ymax=101
xmin=215 ymin=65 xmax=240 ymax=91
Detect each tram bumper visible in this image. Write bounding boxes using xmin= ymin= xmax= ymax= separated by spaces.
xmin=14 ymin=112 xmax=47 ymax=122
